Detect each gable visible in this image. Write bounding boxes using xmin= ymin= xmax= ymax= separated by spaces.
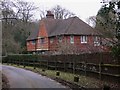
xmin=38 ymin=21 xmax=48 ymax=38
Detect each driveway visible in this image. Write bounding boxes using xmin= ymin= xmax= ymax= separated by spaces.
xmin=2 ymin=65 xmax=68 ymax=88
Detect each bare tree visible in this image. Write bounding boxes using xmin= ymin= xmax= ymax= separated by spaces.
xmin=39 ymin=5 xmax=75 ymax=19
xmin=52 ymin=5 xmax=75 ymax=19
xmin=86 ymin=16 xmax=96 ymax=27
xmin=12 ymin=0 xmax=38 ymax=23
xmin=1 ymin=0 xmax=16 ymax=24
xmin=39 ymin=9 xmax=46 ymax=19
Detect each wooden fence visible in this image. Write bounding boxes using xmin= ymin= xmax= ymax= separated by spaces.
xmin=2 ymin=53 xmax=120 ymax=83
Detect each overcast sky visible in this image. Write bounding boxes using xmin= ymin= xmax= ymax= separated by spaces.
xmin=25 ymin=0 xmax=103 ymax=22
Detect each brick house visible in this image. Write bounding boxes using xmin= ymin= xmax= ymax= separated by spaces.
xmin=26 ymin=11 xmax=106 ymax=54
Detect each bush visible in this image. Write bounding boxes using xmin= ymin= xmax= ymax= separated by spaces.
xmin=111 ymin=46 xmax=120 ymax=59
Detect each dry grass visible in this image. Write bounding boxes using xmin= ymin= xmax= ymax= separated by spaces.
xmin=2 ymin=73 xmax=10 ymax=89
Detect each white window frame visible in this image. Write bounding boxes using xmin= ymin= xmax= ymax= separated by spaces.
xmin=94 ymin=36 xmax=100 ymax=46
xmin=50 ymin=37 xmax=54 ymax=43
xmin=70 ymin=35 xmax=74 ymax=44
xmin=81 ymin=36 xmax=87 ymax=43
xmin=58 ymin=36 xmax=63 ymax=43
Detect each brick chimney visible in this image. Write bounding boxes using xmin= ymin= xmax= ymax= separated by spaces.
xmin=46 ymin=11 xmax=54 ymax=19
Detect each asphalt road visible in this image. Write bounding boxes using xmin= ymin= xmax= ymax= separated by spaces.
xmin=2 ymin=65 xmax=68 ymax=88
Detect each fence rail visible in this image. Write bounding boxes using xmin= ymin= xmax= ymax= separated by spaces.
xmin=2 ymin=53 xmax=120 ymax=83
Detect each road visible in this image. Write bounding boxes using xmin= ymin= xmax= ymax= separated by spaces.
xmin=2 ymin=65 xmax=68 ymax=89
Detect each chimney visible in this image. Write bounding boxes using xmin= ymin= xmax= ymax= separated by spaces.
xmin=46 ymin=11 xmax=54 ymax=19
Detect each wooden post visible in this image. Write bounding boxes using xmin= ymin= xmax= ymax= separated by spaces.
xmin=55 ymin=60 xmax=57 ymax=70
xmin=85 ymin=61 xmax=87 ymax=76
xmin=99 ymin=62 xmax=102 ymax=80
xmin=47 ymin=59 xmax=49 ymax=70
xmin=34 ymin=60 xmax=36 ymax=69
xmin=17 ymin=59 xmax=19 ymax=66
xmin=39 ymin=60 xmax=41 ymax=68
xmin=73 ymin=60 xmax=75 ymax=74
xmin=64 ymin=61 xmax=65 ymax=72
xmin=23 ymin=60 xmax=25 ymax=68
xmin=99 ymin=53 xmax=102 ymax=80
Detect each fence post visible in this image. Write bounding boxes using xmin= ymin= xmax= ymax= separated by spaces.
xmin=47 ymin=59 xmax=49 ymax=70
xmin=73 ymin=60 xmax=75 ymax=74
xmin=85 ymin=61 xmax=87 ymax=76
xmin=55 ymin=60 xmax=57 ymax=70
xmin=64 ymin=61 xmax=66 ymax=72
xmin=39 ymin=60 xmax=41 ymax=68
xmin=99 ymin=53 xmax=102 ymax=80
xmin=34 ymin=60 xmax=36 ymax=69
xmin=99 ymin=62 xmax=102 ymax=80
xmin=17 ymin=59 xmax=19 ymax=66
xmin=23 ymin=60 xmax=26 ymax=68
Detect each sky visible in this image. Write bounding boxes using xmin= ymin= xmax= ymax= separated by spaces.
xmin=24 ymin=0 xmax=103 ymax=22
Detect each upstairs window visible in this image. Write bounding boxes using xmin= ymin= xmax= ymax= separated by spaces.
xmin=81 ymin=36 xmax=87 ymax=43
xmin=31 ymin=40 xmax=35 ymax=45
xmin=50 ymin=37 xmax=54 ymax=43
xmin=94 ymin=36 xmax=100 ymax=46
xmin=58 ymin=36 xmax=63 ymax=43
xmin=40 ymin=38 xmax=45 ymax=44
xmin=70 ymin=36 xmax=74 ymax=44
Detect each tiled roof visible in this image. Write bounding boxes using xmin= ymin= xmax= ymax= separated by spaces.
xmin=27 ymin=16 xmax=100 ymax=40
xmin=27 ymin=22 xmax=40 ymax=40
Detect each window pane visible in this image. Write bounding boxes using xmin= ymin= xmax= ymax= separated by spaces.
xmin=41 ymin=38 xmax=45 ymax=44
xmin=50 ymin=38 xmax=54 ymax=43
xmin=70 ymin=36 xmax=74 ymax=43
xmin=58 ymin=36 xmax=63 ymax=43
xmin=81 ymin=36 xmax=87 ymax=43
xmin=94 ymin=36 xmax=100 ymax=46
xmin=31 ymin=40 xmax=35 ymax=44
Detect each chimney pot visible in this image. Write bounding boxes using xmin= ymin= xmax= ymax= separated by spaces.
xmin=46 ymin=11 xmax=54 ymax=19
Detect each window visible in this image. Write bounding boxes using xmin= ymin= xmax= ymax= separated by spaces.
xmin=40 ymin=38 xmax=45 ymax=44
xmin=70 ymin=36 xmax=74 ymax=44
xmin=31 ymin=40 xmax=35 ymax=45
xmin=94 ymin=36 xmax=100 ymax=46
xmin=58 ymin=36 xmax=63 ymax=43
xmin=81 ymin=36 xmax=87 ymax=43
xmin=50 ymin=37 xmax=54 ymax=43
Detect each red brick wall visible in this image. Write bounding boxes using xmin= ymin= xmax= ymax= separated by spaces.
xmin=27 ymin=40 xmax=36 ymax=51
xmin=27 ymin=21 xmax=49 ymax=52
xmin=48 ymin=35 xmax=102 ymax=52
xmin=37 ymin=21 xmax=49 ymax=50
xmin=36 ymin=37 xmax=49 ymax=50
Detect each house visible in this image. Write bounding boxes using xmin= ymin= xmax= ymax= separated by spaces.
xmin=26 ymin=11 xmax=106 ymax=54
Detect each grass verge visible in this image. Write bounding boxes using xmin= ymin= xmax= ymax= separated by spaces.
xmin=4 ymin=64 xmax=119 ymax=89
xmin=2 ymin=73 xmax=10 ymax=89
